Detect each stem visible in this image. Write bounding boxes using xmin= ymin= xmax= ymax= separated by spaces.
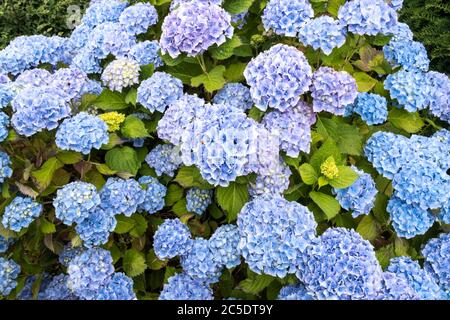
xmin=197 ymin=55 xmax=208 ymax=74
xmin=425 ymin=118 xmax=442 ymax=131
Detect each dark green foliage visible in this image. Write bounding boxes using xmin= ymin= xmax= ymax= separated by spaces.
xmin=400 ymin=0 xmax=450 ymax=74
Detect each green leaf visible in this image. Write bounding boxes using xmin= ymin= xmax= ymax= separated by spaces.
xmin=216 ymin=182 xmax=249 ymax=222
xmin=31 ymin=157 xmax=64 ymax=190
xmin=335 ymin=123 xmax=363 ymax=156
xmin=79 ymin=94 xmax=98 ymax=111
xmin=239 ymin=274 xmax=274 ymax=295
xmin=95 ymin=163 xmax=117 ymax=176
xmin=39 ymin=218 xmax=56 ymax=234
xmin=328 ymin=166 xmax=359 ymax=189
xmin=309 ymin=191 xmax=341 ymax=220
xmin=114 ymin=215 xmax=136 ymax=234
xmin=56 ymin=151 xmax=83 ymax=164
xmin=140 ymin=63 xmax=154 ymax=81
xmin=353 ymin=72 xmax=378 ymax=92
xmin=164 ymin=61 xmax=203 ymax=84
xmin=310 ymin=139 xmax=341 ymax=171
xmin=317 ymin=176 xmax=329 ymax=188
xmin=147 ymin=249 xmax=167 ymax=270
xmin=121 ymin=115 xmax=149 ymax=139
xmin=174 ymin=166 xmax=211 ymax=188
xmin=224 ymin=62 xmax=247 ymax=82
xmin=125 ymin=88 xmax=137 ymax=106
xmin=223 ymin=0 xmax=255 ymax=14
xmin=165 ymin=184 xmax=184 ymax=207
xmin=388 ymin=108 xmax=424 ymax=133
xmin=105 ymin=146 xmax=141 ymax=175
xmin=298 ymin=163 xmax=318 ymax=185
xmin=327 ymin=0 xmax=345 ymax=17
xmin=191 ymin=65 xmax=226 ymax=93
xmin=172 ymin=198 xmax=188 ymax=216
xmin=356 ymin=215 xmax=379 ymax=241
xmin=93 ymin=89 xmax=128 ymax=110
xmin=209 ymin=35 xmax=242 ymax=60
xmin=394 ymin=237 xmax=410 ymax=256
xmin=129 ymin=214 xmax=148 ymax=238
xmin=122 ymin=249 xmax=147 ymax=277
xmin=376 ymin=244 xmax=395 ymax=268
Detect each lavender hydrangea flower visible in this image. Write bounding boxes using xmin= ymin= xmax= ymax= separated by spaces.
xmin=101 ymin=58 xmax=140 ymax=92
xmin=387 ymin=196 xmax=435 ymax=239
xmin=383 ymin=39 xmax=429 ymax=71
xmin=244 ymin=44 xmax=312 ymax=112
xmin=427 ymin=71 xmax=450 ymax=123
xmin=81 ymin=0 xmax=128 ymax=28
xmin=153 ymin=218 xmax=193 ymax=260
xmin=0 ymin=235 xmax=13 ymax=253
xmin=119 ymin=3 xmax=158 ymax=35
xmin=375 ymin=272 xmax=419 ymax=300
xmin=181 ymin=238 xmax=222 ymax=283
xmin=238 ymin=194 xmax=317 ymax=278
xmin=334 ymin=166 xmax=377 ymax=218
xmin=145 ymin=144 xmax=183 ymax=177
xmin=311 ymin=67 xmax=358 ymax=116
xmin=0 ymin=151 xmax=13 ymax=184
xmin=421 ymin=233 xmax=450 ymax=297
xmin=0 ymin=112 xmax=9 ymax=142
xmin=338 ymin=0 xmax=398 ymax=36
xmin=76 ymin=207 xmax=117 ymax=248
xmin=213 ymin=83 xmax=253 ymax=111
xmin=127 ymin=41 xmax=163 ymax=67
xmin=278 ymin=283 xmax=314 ymax=300
xmin=40 ymin=275 xmax=78 ymax=300
xmin=249 ymin=159 xmax=291 ymax=197
xmin=186 ymin=188 xmax=213 ymax=215
xmin=99 ymin=177 xmax=145 ymax=217
xmin=299 ymin=16 xmax=347 ymax=55
xmin=160 ymin=2 xmax=233 ymax=58
xmin=2 ymin=196 xmax=42 ymax=232
xmin=49 ymin=68 xmax=88 ymax=102
xmin=0 ymin=258 xmax=20 ymax=296
xmin=159 ymin=273 xmax=213 ymax=300
xmin=351 ymin=93 xmax=388 ymax=125
xmin=56 ymin=112 xmax=109 ymax=155
xmin=137 ymin=72 xmax=183 ymax=113
xmin=209 ymin=224 xmax=241 ymax=269
xmin=137 ymin=176 xmax=167 ymax=214
xmin=262 ymin=0 xmax=313 ymax=36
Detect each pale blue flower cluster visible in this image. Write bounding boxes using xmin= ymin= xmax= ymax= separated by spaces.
xmin=56 ymin=112 xmax=109 ymax=155
xmin=311 ymin=67 xmax=358 ymax=116
xmin=0 ymin=112 xmax=9 ymax=142
xmin=119 ymin=3 xmax=158 ymax=35
xmin=127 ymin=41 xmax=163 ymax=68
xmin=244 ymin=44 xmax=312 ymax=112
xmin=351 ymin=93 xmax=388 ymax=125
xmin=181 ymin=238 xmax=222 ymax=283
xmin=338 ymin=0 xmax=398 ymax=36
xmin=213 ymin=83 xmax=253 ymax=111
xmin=0 ymin=151 xmax=12 ymax=184
xmin=0 ymin=83 xmax=13 ymax=108
xmin=153 ymin=218 xmax=193 ymax=260
xmin=145 ymin=144 xmax=183 ymax=177
xmin=387 ymin=257 xmax=444 ymax=300
xmin=383 ymin=39 xmax=429 ymax=71
xmin=95 ymin=272 xmax=136 ymax=300
xmin=81 ymin=0 xmax=128 ymax=28
xmin=54 ymin=181 xmax=101 ymax=225
xmin=2 ymin=196 xmax=43 ymax=232
xmin=59 ymin=244 xmax=85 ymax=267
xmin=298 ymin=228 xmax=383 ymax=300
xmin=238 ymin=194 xmax=317 ymax=278
xmin=137 ymin=176 xmax=167 ymax=214
xmin=390 ymin=22 xmax=413 ymax=41
xmin=159 ymin=273 xmax=213 ymax=300
xmin=376 ymin=272 xmax=419 ymax=300
xmin=75 ymin=207 xmax=116 ymax=247
xmin=249 ymin=160 xmax=291 ymax=197
xmin=17 ymin=274 xmax=52 ymax=300
xmin=387 ymin=0 xmax=403 ymax=11
xmin=169 ymin=0 xmax=223 ymax=11
xmin=40 ymin=274 xmax=78 ymax=300
xmin=262 ymin=0 xmax=313 ymax=37
xmin=278 ymin=283 xmax=314 ymax=300
xmin=137 ymin=72 xmax=183 ymax=113
xmin=49 ymin=68 xmax=88 ymax=102
xmin=186 ymin=188 xmax=213 ymax=215
xmin=421 ymin=233 xmax=450 ymax=297
xmin=0 ymin=257 xmax=20 ymax=296
xmin=101 ymin=58 xmax=140 ymax=92
xmin=160 ymin=1 xmax=233 ymax=58
xmin=427 ymin=71 xmax=450 ymax=123
xmin=334 ymin=166 xmax=377 ymax=218
xmin=99 ymin=177 xmax=145 ymax=216
xmin=299 ymin=16 xmax=347 ymax=55
xmin=209 ymin=225 xmax=241 ymax=269
xmin=12 ymin=69 xmax=51 ymax=90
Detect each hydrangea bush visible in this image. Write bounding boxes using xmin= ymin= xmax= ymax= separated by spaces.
xmin=0 ymin=0 xmax=448 ymax=301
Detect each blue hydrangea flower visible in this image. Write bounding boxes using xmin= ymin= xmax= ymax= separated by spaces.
xmin=384 ymin=70 xmax=431 ymax=112
xmin=386 ymin=0 xmax=403 ymax=11
xmin=53 ymin=181 xmax=101 ymax=225
xmin=67 ymin=24 xmax=92 ymax=53
xmin=299 ymin=16 xmax=347 ymax=55
xmin=71 ymin=50 xmax=102 ymax=74
xmin=0 ymin=151 xmax=12 ymax=184
xmin=213 ymin=83 xmax=253 ymax=111
xmin=186 ymin=188 xmax=213 ymax=215
xmin=311 ymin=67 xmax=358 ymax=116
xmin=81 ymin=0 xmax=128 ymax=28
xmin=159 ymin=273 xmax=213 ymax=300
xmin=375 ymin=272 xmax=419 ymax=300
xmin=209 ymin=224 xmax=241 ymax=269
xmin=11 ymin=87 xmax=71 ymax=137
xmin=137 ymin=72 xmax=183 ymax=113
xmin=383 ymin=39 xmax=429 ymax=71
xmin=49 ymin=68 xmax=88 ymax=102
xmin=67 ymin=247 xmax=115 ymax=300
xmin=101 ymin=58 xmax=140 ymax=92
xmin=153 ymin=218 xmax=193 ymax=260
xmin=387 ymin=257 xmax=444 ymax=300
xmin=387 ymin=196 xmax=435 ymax=239
xmin=244 ymin=44 xmax=312 ymax=112
xmin=0 ymin=111 xmax=9 ymax=142
xmin=390 ymin=22 xmax=414 ymax=41
xmin=137 ymin=176 xmax=167 ymax=214
xmin=81 ymin=79 xmax=103 ymax=96
xmin=231 ymin=11 xmax=248 ymax=29
xmin=338 ymin=0 xmax=398 ymax=36
xmin=0 ymin=235 xmax=13 ymax=253
xmin=12 ymin=69 xmax=52 ymax=90
xmin=427 ymin=71 xmax=450 ymax=123
xmin=76 ymin=207 xmax=117 ymax=248
xmin=0 ymin=74 xmax=9 ymax=84
xmin=238 ymin=194 xmax=317 ymax=278
xmin=127 ymin=41 xmax=163 ymax=68
xmin=17 ymin=274 xmax=52 ymax=300
xmin=262 ymin=100 xmax=316 ymax=157
xmin=145 ymin=144 xmax=182 ymax=177
xmin=99 ymin=177 xmax=145 ymax=217
xmin=169 ymin=0 xmax=223 ymax=11
xmin=352 ymin=93 xmax=388 ymax=125
xmin=119 ymin=3 xmax=158 ymax=35
xmin=181 ymin=238 xmax=222 ymax=283
xmin=334 ymin=166 xmax=378 ymax=218
xmin=438 ymin=205 xmax=450 ymax=225
xmin=2 ymin=196 xmax=42 ymax=232
xmin=421 ymin=233 xmax=450 ymax=297
xmin=56 ymin=112 xmax=109 ymax=155
xmin=96 ymin=272 xmax=136 ymax=300
xmin=298 ymin=228 xmax=383 ymax=300
xmin=406 ymin=134 xmax=450 ymax=172
xmin=249 ymin=159 xmax=291 ymax=197
xmin=40 ymin=274 xmax=78 ymax=300
xmin=0 ymin=83 xmax=13 ymax=108
xmin=278 ymin=283 xmax=314 ymax=300
xmin=262 ymin=0 xmax=313 ymax=37
xmin=160 ymin=2 xmax=233 ymax=58
xmin=0 ymin=258 xmax=20 ymax=296
xmin=59 ymin=244 xmax=85 ymax=267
